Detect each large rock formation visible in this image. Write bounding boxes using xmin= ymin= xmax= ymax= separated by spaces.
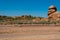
xmin=48 ymin=5 xmax=57 ymax=18
xmin=48 ymin=5 xmax=60 ymax=21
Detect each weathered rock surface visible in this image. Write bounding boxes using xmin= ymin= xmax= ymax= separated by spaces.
xmin=48 ymin=5 xmax=60 ymax=21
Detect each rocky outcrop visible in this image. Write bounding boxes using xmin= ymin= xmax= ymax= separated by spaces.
xmin=48 ymin=5 xmax=57 ymax=18
xmin=48 ymin=5 xmax=60 ymax=21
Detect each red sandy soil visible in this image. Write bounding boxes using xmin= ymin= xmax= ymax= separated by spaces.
xmin=0 ymin=24 xmax=60 ymax=40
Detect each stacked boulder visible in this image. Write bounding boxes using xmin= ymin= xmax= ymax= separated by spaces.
xmin=48 ymin=5 xmax=60 ymax=21
xmin=48 ymin=5 xmax=57 ymax=18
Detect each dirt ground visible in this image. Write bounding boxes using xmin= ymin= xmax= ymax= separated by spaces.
xmin=0 ymin=24 xmax=60 ymax=40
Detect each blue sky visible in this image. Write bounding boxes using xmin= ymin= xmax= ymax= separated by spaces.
xmin=0 ymin=0 xmax=60 ymax=17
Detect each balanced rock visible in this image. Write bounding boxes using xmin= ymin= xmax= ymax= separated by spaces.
xmin=48 ymin=5 xmax=60 ymax=21
xmin=48 ymin=5 xmax=57 ymax=17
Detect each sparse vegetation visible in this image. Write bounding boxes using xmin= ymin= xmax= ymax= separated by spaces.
xmin=0 ymin=15 xmax=60 ymax=25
